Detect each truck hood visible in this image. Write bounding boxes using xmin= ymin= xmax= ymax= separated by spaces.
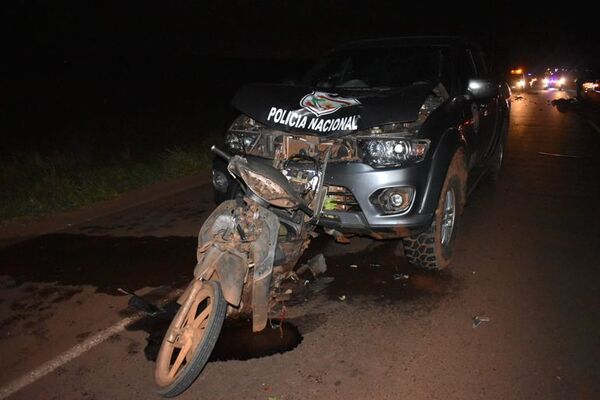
xmin=231 ymin=82 xmax=437 ymax=136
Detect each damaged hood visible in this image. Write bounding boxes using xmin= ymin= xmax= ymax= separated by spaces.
xmin=231 ymin=82 xmax=437 ymax=136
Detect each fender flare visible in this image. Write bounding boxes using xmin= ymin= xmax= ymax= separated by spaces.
xmin=419 ymin=128 xmax=467 ymax=215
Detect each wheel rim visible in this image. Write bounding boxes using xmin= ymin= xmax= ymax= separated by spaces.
xmin=440 ymin=188 xmax=456 ymax=246
xmin=155 ymin=285 xmax=213 ymax=387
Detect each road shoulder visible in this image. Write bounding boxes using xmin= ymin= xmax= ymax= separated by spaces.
xmin=0 ymin=171 xmax=211 ymax=248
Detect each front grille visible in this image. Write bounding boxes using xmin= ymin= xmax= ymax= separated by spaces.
xmin=322 ymin=185 xmax=361 ymax=212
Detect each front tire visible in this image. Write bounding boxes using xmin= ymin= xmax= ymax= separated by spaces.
xmin=402 ymin=151 xmax=467 ymax=270
xmin=155 ymin=280 xmax=227 ymax=397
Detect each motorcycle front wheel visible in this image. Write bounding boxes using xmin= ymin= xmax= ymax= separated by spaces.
xmin=155 ymin=280 xmax=226 ymax=397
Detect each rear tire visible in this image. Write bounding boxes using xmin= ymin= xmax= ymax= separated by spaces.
xmin=402 ymin=151 xmax=467 ymax=270
xmin=155 ymin=280 xmax=227 ymax=397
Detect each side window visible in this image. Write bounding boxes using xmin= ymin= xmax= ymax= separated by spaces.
xmin=458 ymin=48 xmax=477 ymax=92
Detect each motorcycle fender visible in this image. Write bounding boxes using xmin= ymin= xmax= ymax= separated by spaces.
xmin=193 ymin=245 xmax=247 ymax=307
xmin=193 ymin=200 xmax=248 ymax=307
xmin=214 ymin=250 xmax=247 ymax=307
xmin=250 ymin=207 xmax=279 ymax=332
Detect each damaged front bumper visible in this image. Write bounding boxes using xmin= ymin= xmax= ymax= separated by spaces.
xmin=317 ymin=160 xmax=435 ymax=237
xmin=213 ymin=155 xmax=436 ymax=238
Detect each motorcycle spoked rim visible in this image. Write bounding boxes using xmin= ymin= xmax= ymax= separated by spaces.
xmin=155 ymin=281 xmax=224 ymax=392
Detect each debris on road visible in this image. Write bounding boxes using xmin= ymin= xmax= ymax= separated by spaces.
xmin=392 ymin=273 xmax=410 ymax=282
xmin=117 ymin=288 xmax=164 ymax=317
xmin=308 ymin=276 xmax=335 ymax=293
xmin=297 ymin=253 xmax=327 ymax=277
xmin=551 ymin=98 xmax=577 ymax=107
xmin=338 ymin=295 xmax=346 ymax=301
xmin=472 ymin=315 xmax=491 ymax=328
xmin=514 ymin=95 xmax=524 ymax=100
xmin=349 ymin=264 xmax=358 ymax=268
xmin=283 ymin=270 xmax=299 ymax=281
xmin=324 ymin=228 xmax=352 ymax=244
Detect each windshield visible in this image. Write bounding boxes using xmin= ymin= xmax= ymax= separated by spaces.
xmin=301 ymin=45 xmax=450 ymax=89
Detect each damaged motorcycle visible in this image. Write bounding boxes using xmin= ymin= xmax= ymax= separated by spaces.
xmin=154 ymin=145 xmax=329 ymax=397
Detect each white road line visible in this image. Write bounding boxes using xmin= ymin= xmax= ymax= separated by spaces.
xmin=538 ymin=151 xmax=586 ymax=159
xmin=0 ymin=312 xmax=145 ymax=400
xmin=588 ymin=119 xmax=600 ymax=134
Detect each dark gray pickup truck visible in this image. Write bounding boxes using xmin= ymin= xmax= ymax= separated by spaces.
xmin=213 ymin=36 xmax=510 ymax=270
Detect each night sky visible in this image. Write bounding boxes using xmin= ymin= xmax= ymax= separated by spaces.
xmin=4 ymin=1 xmax=599 ymax=70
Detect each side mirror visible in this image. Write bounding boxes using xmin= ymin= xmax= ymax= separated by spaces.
xmin=467 ymin=78 xmax=498 ymax=99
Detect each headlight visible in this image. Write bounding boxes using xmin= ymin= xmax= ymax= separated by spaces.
xmin=238 ymin=167 xmax=298 ymax=208
xmin=359 ymin=138 xmax=430 ymax=168
xmin=225 ymin=115 xmax=263 ymax=153
xmin=226 ymin=132 xmax=260 ymax=153
xmin=558 ymin=77 xmax=566 ymax=85
xmin=543 ymin=78 xmax=549 ymax=86
xmin=355 ymin=93 xmax=440 ymax=168
xmin=518 ymin=79 xmax=526 ymax=88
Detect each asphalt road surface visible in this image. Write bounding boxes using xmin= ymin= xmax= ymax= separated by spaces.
xmin=1 ymin=89 xmax=599 ymax=399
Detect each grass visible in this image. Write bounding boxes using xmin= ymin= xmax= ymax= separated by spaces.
xmin=0 ymin=143 xmax=214 ymax=223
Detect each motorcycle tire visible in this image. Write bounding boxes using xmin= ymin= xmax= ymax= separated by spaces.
xmin=155 ymin=280 xmax=227 ymax=397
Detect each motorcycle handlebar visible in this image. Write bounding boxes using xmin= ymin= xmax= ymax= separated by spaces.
xmin=299 ymin=202 xmax=314 ymax=218
xmin=211 ymin=146 xmax=232 ymax=162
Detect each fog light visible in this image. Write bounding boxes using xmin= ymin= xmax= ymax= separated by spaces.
xmin=390 ymin=193 xmax=404 ymax=207
xmin=372 ymin=187 xmax=415 ymax=214
xmin=212 ymin=170 xmax=229 ymax=193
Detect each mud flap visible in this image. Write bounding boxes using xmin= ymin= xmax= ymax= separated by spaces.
xmin=250 ymin=208 xmax=279 ymax=332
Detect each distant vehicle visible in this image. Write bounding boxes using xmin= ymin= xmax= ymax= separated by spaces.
xmin=509 ymin=68 xmax=526 ymax=90
xmin=214 ymin=37 xmax=510 ymax=271
xmin=542 ymin=70 xmax=566 ymax=90
xmin=576 ymin=66 xmax=600 ymax=105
